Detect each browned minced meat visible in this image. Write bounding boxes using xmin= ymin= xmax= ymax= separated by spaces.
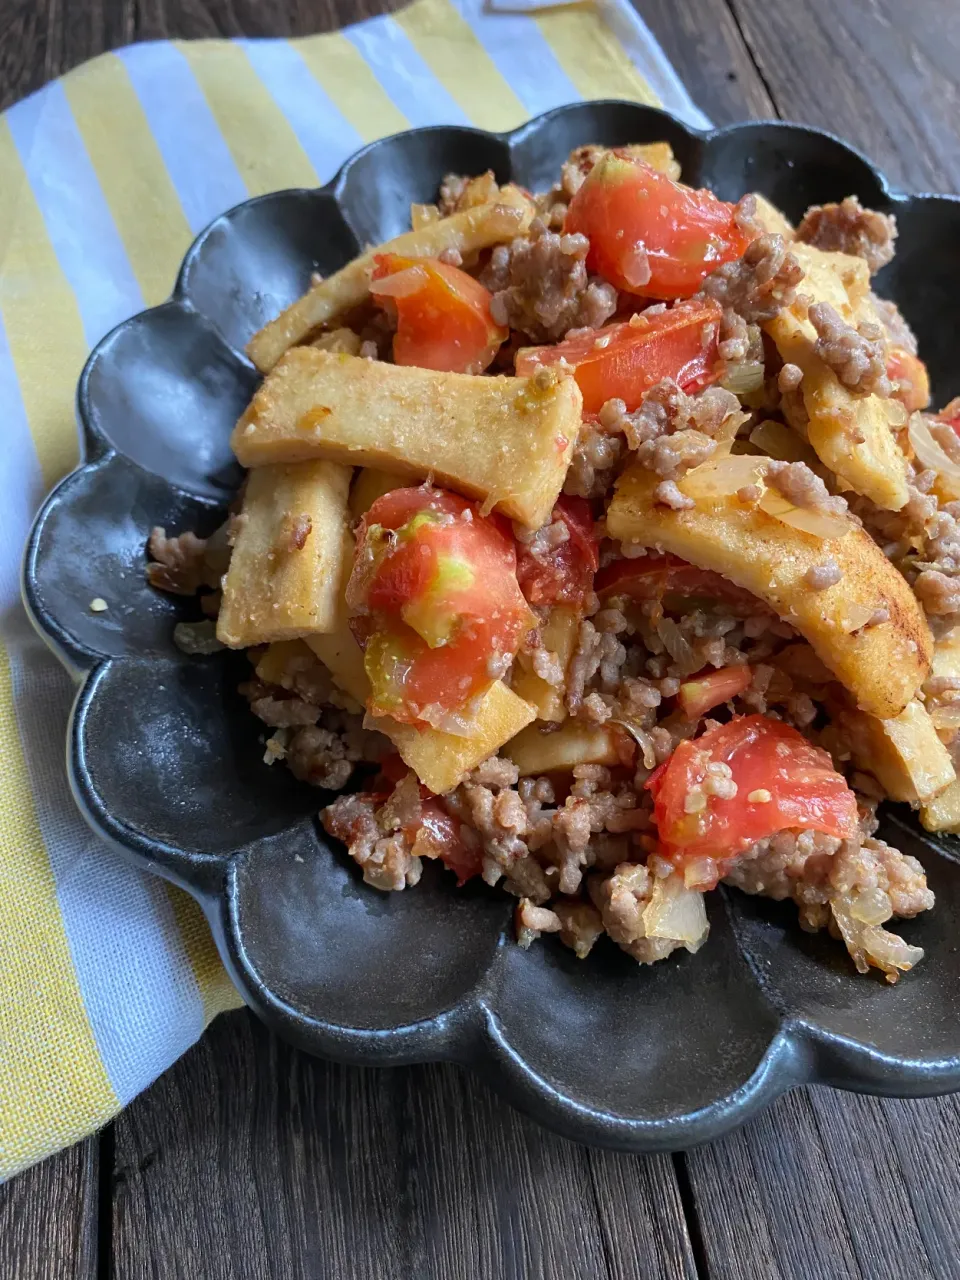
xmin=795 ymin=196 xmax=897 ymax=275
xmin=323 ymin=784 xmax=423 ymax=891
xmin=804 ymin=558 xmax=843 ymax=590
xmin=146 ymin=526 xmax=224 ymax=595
xmin=437 ymin=170 xmax=499 ymax=216
xmin=914 ymin=569 xmax=960 ymax=617
xmin=871 ymin=293 xmax=917 ymax=355
xmin=552 ymin=900 xmax=606 ymax=959
xmin=564 ymin=419 xmax=624 ymax=499
xmin=589 ymin=861 xmax=706 ymax=964
xmin=481 ymin=219 xmax=617 ymax=342
xmin=598 ymin=378 xmax=741 ymax=485
xmin=280 ymin=513 xmax=312 ymax=552
xmin=765 ymin=459 xmax=850 ymax=518
xmin=808 ymin=301 xmax=891 ymax=397
xmin=698 ymin=233 xmax=804 ymax=324
xmin=286 ymin=725 xmax=358 ymax=789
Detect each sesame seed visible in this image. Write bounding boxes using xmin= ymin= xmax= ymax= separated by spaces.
xmin=89 ymin=597 xmax=108 ymax=613
xmin=748 ymin=788 xmax=772 ymax=804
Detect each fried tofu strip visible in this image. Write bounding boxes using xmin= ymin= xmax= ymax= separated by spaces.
xmin=304 ymin=530 xmax=370 ymax=706
xmin=505 ymin=719 xmax=622 ymax=775
xmin=247 ymin=190 xmax=535 ymax=373
xmin=217 ymin=461 xmax=351 ymax=648
xmin=348 ymin=467 xmax=406 ymax=522
xmin=751 ymin=193 xmax=794 ymax=239
xmin=371 ymin=683 xmax=536 ymax=795
xmin=765 ymin=242 xmax=908 ymax=512
xmin=835 ymin=700 xmax=955 ymax=804
xmin=232 ymin=348 xmax=581 ymax=529
xmin=607 ymin=463 xmax=931 ymax=719
xmin=920 ymin=779 xmax=960 ymax=833
xmin=511 ymin=605 xmax=580 ymax=723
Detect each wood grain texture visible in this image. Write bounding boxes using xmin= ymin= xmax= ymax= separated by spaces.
xmin=110 ymin=1010 xmax=697 ymax=1280
xmin=0 ymin=1139 xmax=98 ymax=1280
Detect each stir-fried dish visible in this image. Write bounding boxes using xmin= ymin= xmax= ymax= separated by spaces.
xmin=149 ymin=142 xmax=960 ymax=982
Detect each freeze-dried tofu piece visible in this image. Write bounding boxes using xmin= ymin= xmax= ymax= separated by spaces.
xmin=349 ymin=467 xmax=407 ymax=522
xmin=370 ymin=682 xmax=536 ymax=794
xmin=836 ymin=700 xmax=955 ymax=804
xmin=607 ymin=462 xmax=931 ymax=720
xmin=511 ymin=605 xmax=581 ymax=723
xmin=232 ymin=348 xmax=581 ymax=529
xmin=304 ymin=531 xmax=369 ymax=706
xmin=921 ymin=779 xmax=960 ymax=833
xmin=246 ymin=189 xmax=535 ymax=373
xmin=217 ymin=461 xmax=351 ymax=648
xmin=505 ymin=719 xmax=623 ymax=775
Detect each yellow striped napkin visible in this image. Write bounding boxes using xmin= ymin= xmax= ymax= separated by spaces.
xmin=0 ymin=0 xmax=706 ymax=1179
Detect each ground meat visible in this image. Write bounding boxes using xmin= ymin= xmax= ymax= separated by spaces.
xmin=564 ymin=419 xmax=624 ymax=498
xmin=481 ymin=219 xmax=617 ymax=342
xmin=287 ymin=725 xmax=357 ymax=789
xmin=323 ymin=794 xmax=422 ymax=891
xmin=280 ymin=513 xmax=312 ymax=552
xmin=654 ymin=480 xmax=696 ymax=510
xmin=808 ymin=302 xmax=891 ymax=397
xmin=765 ymin=459 xmax=849 ymax=518
xmin=246 ymin=689 xmax=320 ymax=728
xmin=698 ymin=233 xmax=804 ymax=324
xmin=146 ymin=526 xmax=224 ymax=595
xmin=804 ymin=558 xmax=843 ymax=590
xmin=914 ymin=570 xmax=960 ymax=616
xmin=515 ymin=898 xmax=561 ymax=949
xmin=589 ymin=862 xmax=706 ymax=964
xmin=438 ymin=170 xmax=499 ymax=216
xmin=871 ymin=293 xmax=917 ymax=355
xmin=552 ymin=900 xmax=605 ymax=958
xmin=795 ymin=196 xmax=897 ymax=274
xmin=778 ymin=362 xmax=803 ymax=393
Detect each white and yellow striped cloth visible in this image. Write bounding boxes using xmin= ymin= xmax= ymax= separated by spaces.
xmin=0 ymin=0 xmax=706 ymax=1179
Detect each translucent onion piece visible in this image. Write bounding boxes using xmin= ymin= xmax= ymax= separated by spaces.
xmin=908 ymin=412 xmax=960 ymax=500
xmin=410 ymin=203 xmax=441 ymax=231
xmin=758 ymin=488 xmax=853 ymax=541
xmin=931 ymin=705 xmax=960 ymax=729
xmin=749 ymin=419 xmax=817 ymax=465
xmin=712 ymin=409 xmax=752 ymax=457
xmin=173 ymin=620 xmax=225 ymax=655
xmin=611 ymin=718 xmax=657 ymax=768
xmin=678 ymin=454 xmax=766 ymax=500
xmin=642 ymin=872 xmax=709 ymax=948
xmin=655 ymin=617 xmax=699 ymax=675
xmin=371 ymin=264 xmax=430 ymax=299
xmin=830 ymin=904 xmax=923 ymax=983
xmin=719 ymin=359 xmax=765 ymax=397
xmin=885 ymin=398 xmax=908 ymax=429
xmin=838 ymin=601 xmax=879 ymax=633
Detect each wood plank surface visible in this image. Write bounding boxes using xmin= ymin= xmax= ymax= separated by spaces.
xmin=2 ymin=1 xmax=960 ymax=1279
xmin=0 ymin=1139 xmax=98 ymax=1279
xmin=109 ymin=1010 xmax=697 ymax=1280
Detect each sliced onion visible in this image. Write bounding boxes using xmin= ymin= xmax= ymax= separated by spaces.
xmin=908 ymin=412 xmax=960 ymax=500
xmin=611 ymin=718 xmax=658 ymax=769
xmin=656 ymin=618 xmax=699 ymax=675
xmin=678 ymin=454 xmax=766 ymax=500
xmin=931 ymin=705 xmax=960 ymax=729
xmin=719 ymin=359 xmax=765 ymax=397
xmin=642 ymin=872 xmax=709 ymax=948
xmin=837 ymin=601 xmax=879 ymax=633
xmin=830 ymin=904 xmax=923 ymax=982
xmin=173 ymin=620 xmax=224 ymax=655
xmin=410 ymin=202 xmax=441 ymax=231
xmin=758 ymin=489 xmax=853 ymax=540
xmin=371 ymin=264 xmax=430 ymax=299
xmin=749 ymin=419 xmax=816 ymax=465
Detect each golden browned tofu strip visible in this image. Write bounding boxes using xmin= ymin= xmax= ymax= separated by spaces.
xmin=511 ymin=605 xmax=580 ymax=723
xmin=246 ymin=190 xmax=535 ymax=373
xmin=505 ymin=719 xmax=622 ymax=775
xmin=217 ymin=461 xmax=351 ymax=648
xmin=835 ymin=700 xmax=955 ymax=804
xmin=232 ymin=348 xmax=581 ymax=530
xmin=765 ymin=243 xmax=908 ymax=512
xmin=370 ymin=682 xmax=536 ymax=795
xmin=607 ymin=463 xmax=931 ymax=719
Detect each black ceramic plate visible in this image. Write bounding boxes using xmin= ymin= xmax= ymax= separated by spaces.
xmin=23 ymin=102 xmax=960 ymax=1151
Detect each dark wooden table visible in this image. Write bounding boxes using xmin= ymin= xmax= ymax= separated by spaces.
xmin=4 ymin=1 xmax=960 ymax=1276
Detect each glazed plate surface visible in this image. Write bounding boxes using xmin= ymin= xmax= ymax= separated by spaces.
xmin=23 ymin=102 xmax=960 ymax=1151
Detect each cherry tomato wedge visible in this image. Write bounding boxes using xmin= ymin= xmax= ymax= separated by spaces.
xmin=595 ymin=553 xmax=768 ymax=618
xmin=563 ymin=152 xmax=754 ymax=299
xmin=371 ymin=253 xmax=507 ymax=374
xmin=646 ymin=715 xmax=859 ymax=885
xmin=514 ymin=301 xmax=722 ymax=413
xmin=677 ymin=666 xmax=753 ymax=719
xmin=516 ymin=496 xmax=599 ymax=606
xmin=348 ymin=487 xmax=531 ymax=725
xmin=887 ymin=347 xmax=930 ymax=414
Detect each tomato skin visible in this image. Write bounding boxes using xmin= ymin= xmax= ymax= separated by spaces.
xmin=677 ymin=666 xmax=753 ymax=719
xmin=595 ymin=553 xmax=768 ymax=617
xmin=563 ymin=152 xmax=753 ymax=299
xmin=414 ymin=801 xmax=482 ymax=885
xmin=516 ymin=496 xmax=599 ymax=606
xmin=887 ymin=347 xmax=930 ymax=414
xmin=646 ymin=715 xmax=859 ymax=883
xmin=348 ymin=487 xmax=530 ymax=724
xmin=514 ymin=301 xmax=722 ymax=414
xmin=371 ymin=253 xmax=507 ymax=374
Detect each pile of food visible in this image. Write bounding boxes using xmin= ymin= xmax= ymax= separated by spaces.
xmin=149 ymin=141 xmax=960 ymax=982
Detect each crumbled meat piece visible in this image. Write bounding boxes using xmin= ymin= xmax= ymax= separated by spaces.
xmin=654 ymin=479 xmax=696 ymax=510
xmin=590 ymin=862 xmax=706 ymax=964
xmin=808 ymin=301 xmax=891 ymax=397
xmin=552 ymin=900 xmax=605 ymax=959
xmin=795 ymin=196 xmax=897 ymax=274
xmin=246 ymin=690 xmax=320 ymax=728
xmin=481 ymin=219 xmax=617 ymax=342
xmin=438 ymin=170 xmax=499 ymax=216
xmin=322 ymin=782 xmax=425 ymax=891
xmin=287 ymin=725 xmax=356 ymax=789
xmin=515 ymin=898 xmax=561 ymax=948
xmin=804 ymin=558 xmax=843 ymax=590
xmin=437 ymin=247 xmax=462 ymax=267
xmin=778 ymin=362 xmax=804 ymax=393
xmin=914 ymin=570 xmax=960 ymax=617
xmin=765 ymin=459 xmax=849 ymax=518
xmin=698 ymin=233 xmax=804 ymax=324
xmin=564 ymin=419 xmax=624 ymax=498
xmin=146 ymin=526 xmax=222 ymax=595
xmin=469 ymin=755 xmax=521 ymax=789
xmin=531 ymin=646 xmax=565 ymax=686
xmin=870 ymin=293 xmax=917 ymax=355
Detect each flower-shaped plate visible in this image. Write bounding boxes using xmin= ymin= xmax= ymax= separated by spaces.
xmin=23 ymin=102 xmax=960 ymax=1151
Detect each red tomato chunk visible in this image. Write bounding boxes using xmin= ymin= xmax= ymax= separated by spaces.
xmin=646 ymin=715 xmax=859 ymax=885
xmin=347 ymin=487 xmax=530 ymax=725
xmin=371 ymin=253 xmax=507 ymax=374
xmin=516 ymin=496 xmax=599 ymax=606
xmin=514 ymin=300 xmax=722 ymax=414
xmin=677 ymin=666 xmax=753 ymax=720
xmin=595 ymin=552 xmax=768 ymax=618
xmin=563 ymin=152 xmax=754 ymax=299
